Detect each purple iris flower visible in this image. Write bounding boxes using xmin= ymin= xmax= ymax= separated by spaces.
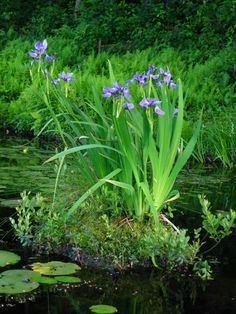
xmin=133 ymin=72 xmax=148 ymax=85
xmin=123 ymin=86 xmax=131 ymax=98
xmin=150 ymin=74 xmax=159 ymax=80
xmin=29 ymin=51 xmax=38 ymax=59
xmin=35 ymin=39 xmax=48 ymax=54
xmin=112 ymin=82 xmax=121 ymax=90
xmin=125 ymin=78 xmax=134 ymax=84
xmin=156 ymin=80 xmax=164 ymax=86
xmin=154 ymin=106 xmax=165 ymax=116
xmin=173 ymin=108 xmax=178 ymax=115
xmin=102 ymin=87 xmax=114 ymax=98
xmin=29 ymin=39 xmax=48 ymax=60
xmin=159 ymin=68 xmax=165 ymax=75
xmin=123 ymin=102 xmax=134 ymax=110
xmin=103 ymin=87 xmax=113 ymax=97
xmin=139 ymin=98 xmax=150 ymax=107
xmin=51 ymin=78 xmax=60 ymax=85
xmin=139 ymin=98 xmax=161 ymax=108
xmin=102 ymin=82 xmax=131 ymax=99
xmin=163 ymin=72 xmax=172 ymax=83
xmin=148 ymin=65 xmax=156 ymax=73
xmin=170 ymin=81 xmax=177 ymax=89
xmin=46 ymin=54 xmax=55 ymax=62
xmin=58 ymin=71 xmax=74 ymax=83
xmin=149 ymin=98 xmax=162 ymax=106
xmin=157 ymin=67 xmax=177 ymax=88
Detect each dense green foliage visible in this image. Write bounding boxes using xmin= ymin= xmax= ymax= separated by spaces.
xmin=1 ymin=1 xmax=236 ymax=53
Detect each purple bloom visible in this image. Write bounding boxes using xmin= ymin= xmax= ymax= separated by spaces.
xmin=170 ymin=81 xmax=177 ymax=89
xmin=154 ymin=106 xmax=165 ymax=116
xmin=29 ymin=39 xmax=48 ymax=60
xmin=139 ymin=97 xmax=161 ymax=108
xmin=29 ymin=51 xmax=38 ymax=59
xmin=159 ymin=68 xmax=165 ymax=75
xmin=156 ymin=80 xmax=164 ymax=86
xmin=149 ymin=98 xmax=162 ymax=106
xmin=123 ymin=102 xmax=134 ymax=110
xmin=148 ymin=65 xmax=156 ymax=73
xmin=35 ymin=39 xmax=47 ymax=54
xmin=150 ymin=74 xmax=159 ymax=80
xmin=102 ymin=82 xmax=131 ymax=99
xmin=157 ymin=67 xmax=177 ymax=88
xmin=102 ymin=87 xmax=113 ymax=98
xmin=123 ymin=87 xmax=131 ymax=98
xmin=133 ymin=66 xmax=165 ymax=85
xmin=51 ymin=78 xmax=60 ymax=85
xmin=125 ymin=78 xmax=134 ymax=84
xmin=163 ymin=72 xmax=171 ymax=83
xmin=46 ymin=54 xmax=54 ymax=61
xmin=112 ymin=82 xmax=121 ymax=90
xmin=139 ymin=98 xmax=150 ymax=107
xmin=133 ymin=72 xmax=148 ymax=85
xmin=58 ymin=71 xmax=74 ymax=83
xmin=173 ymin=108 xmax=178 ymax=115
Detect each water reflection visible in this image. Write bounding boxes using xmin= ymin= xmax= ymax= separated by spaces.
xmin=1 ymin=267 xmax=206 ymax=314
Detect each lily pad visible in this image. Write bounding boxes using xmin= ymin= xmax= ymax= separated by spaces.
xmin=30 ymin=261 xmax=80 ymax=276
xmin=0 ymin=250 xmax=21 ymax=267
xmin=36 ymin=276 xmax=58 ymax=285
xmin=0 ymin=270 xmax=40 ymax=294
xmin=89 ymin=305 xmax=118 ymax=313
xmin=1 ymin=269 xmax=42 ymax=281
xmin=55 ymin=276 xmax=81 ymax=283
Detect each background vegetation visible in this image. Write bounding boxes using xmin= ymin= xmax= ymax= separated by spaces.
xmin=1 ymin=0 xmax=236 ymax=166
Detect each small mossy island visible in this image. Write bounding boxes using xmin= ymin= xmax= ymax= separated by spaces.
xmin=1 ymin=1 xmax=236 ymax=312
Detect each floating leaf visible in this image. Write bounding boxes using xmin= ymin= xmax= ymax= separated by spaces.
xmin=0 ymin=250 xmax=21 ymax=267
xmin=89 ymin=305 xmax=118 ymax=313
xmin=30 ymin=261 xmax=80 ymax=276
xmin=55 ymin=276 xmax=81 ymax=283
xmin=36 ymin=276 xmax=58 ymax=285
xmin=1 ymin=269 xmax=42 ymax=281
xmin=0 ymin=270 xmax=40 ymax=294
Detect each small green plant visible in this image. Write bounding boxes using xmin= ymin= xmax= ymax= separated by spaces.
xmin=10 ymin=191 xmax=63 ymax=248
xmin=10 ymin=191 xmax=46 ymax=246
xmin=193 ymin=259 xmax=213 ymax=280
xmin=199 ymin=194 xmax=236 ymax=240
xmin=139 ymin=223 xmax=200 ymax=270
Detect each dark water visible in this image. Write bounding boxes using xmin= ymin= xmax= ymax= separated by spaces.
xmin=1 ymin=137 xmax=236 ymax=314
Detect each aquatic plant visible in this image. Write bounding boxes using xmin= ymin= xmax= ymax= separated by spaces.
xmin=9 ymin=191 xmax=47 ymax=246
xmin=46 ymin=62 xmax=200 ymax=223
xmin=55 ymin=276 xmax=81 ymax=283
xmin=0 ymin=250 xmax=21 ymax=267
xmin=89 ymin=304 xmax=118 ymax=313
xmin=0 ymin=259 xmax=81 ymax=294
xmin=0 ymin=270 xmax=40 ymax=294
xmin=30 ymin=261 xmax=80 ymax=276
xmin=200 ymin=194 xmax=236 ymax=240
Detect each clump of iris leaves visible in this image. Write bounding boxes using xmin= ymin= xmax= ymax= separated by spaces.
xmin=9 ymin=39 xmax=236 ymax=280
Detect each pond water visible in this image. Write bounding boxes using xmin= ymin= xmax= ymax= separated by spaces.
xmin=1 ymin=136 xmax=236 ymax=313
